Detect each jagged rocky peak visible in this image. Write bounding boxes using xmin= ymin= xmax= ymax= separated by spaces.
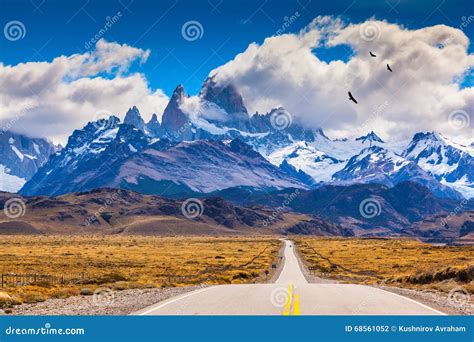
xmin=161 ymin=85 xmax=191 ymax=137
xmin=411 ymin=131 xmax=441 ymax=142
xmin=67 ymin=115 xmax=120 ymax=148
xmin=124 ymin=106 xmax=145 ymax=131
xmin=171 ymin=84 xmax=186 ymax=103
xmin=355 ymin=131 xmax=384 ymax=144
xmin=200 ymin=76 xmax=248 ymax=115
xmin=146 ymin=113 xmax=162 ymax=138
xmin=148 ymin=113 xmax=160 ymax=125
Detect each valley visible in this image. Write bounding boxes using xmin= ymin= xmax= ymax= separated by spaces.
xmin=0 ymin=236 xmax=472 ymax=315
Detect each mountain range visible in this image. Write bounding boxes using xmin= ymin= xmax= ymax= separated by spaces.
xmin=0 ymin=77 xmax=473 ymax=241
xmin=12 ymin=77 xmax=473 ymax=201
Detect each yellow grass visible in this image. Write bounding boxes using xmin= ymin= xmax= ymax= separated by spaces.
xmin=294 ymin=237 xmax=474 ymax=294
xmin=0 ymin=235 xmax=281 ymax=305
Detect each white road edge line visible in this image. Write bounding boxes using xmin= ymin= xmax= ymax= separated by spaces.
xmin=375 ymin=287 xmax=447 ymax=315
xmin=136 ymin=286 xmax=218 ymax=315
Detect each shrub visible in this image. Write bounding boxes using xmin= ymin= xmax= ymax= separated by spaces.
xmin=232 ymin=272 xmax=250 ymax=280
xmin=112 ymin=281 xmax=129 ymax=291
xmin=0 ymin=292 xmax=12 ymax=306
xmin=22 ymin=291 xmax=47 ymax=304
xmin=80 ymin=288 xmax=94 ymax=296
xmin=97 ymin=273 xmax=128 ymax=284
xmin=51 ymin=288 xmax=80 ymax=299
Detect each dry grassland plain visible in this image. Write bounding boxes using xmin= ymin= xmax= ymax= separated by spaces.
xmin=0 ymin=236 xmax=281 ymax=306
xmin=294 ymin=237 xmax=474 ymax=297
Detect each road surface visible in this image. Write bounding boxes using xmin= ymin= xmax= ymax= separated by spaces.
xmin=136 ymin=240 xmax=444 ymax=315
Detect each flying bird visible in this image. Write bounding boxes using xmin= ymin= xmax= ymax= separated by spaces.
xmin=348 ymin=91 xmax=358 ymax=104
xmin=369 ymin=51 xmax=376 ymax=57
xmin=387 ymin=64 xmax=393 ymax=72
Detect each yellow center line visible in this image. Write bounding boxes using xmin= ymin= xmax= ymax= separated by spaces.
xmin=293 ymin=293 xmax=300 ymax=315
xmin=283 ymin=282 xmax=293 ymax=316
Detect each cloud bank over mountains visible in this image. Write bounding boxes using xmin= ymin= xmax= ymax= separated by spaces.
xmin=211 ymin=16 xmax=474 ymax=144
xmin=1 ymin=17 xmax=473 ymax=145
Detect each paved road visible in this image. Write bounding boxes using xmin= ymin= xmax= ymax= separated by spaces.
xmin=136 ymin=240 xmax=444 ymax=315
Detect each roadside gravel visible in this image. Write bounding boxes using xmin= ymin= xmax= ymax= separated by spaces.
xmin=3 ymin=286 xmax=205 ymax=316
xmin=375 ymin=285 xmax=473 ymax=316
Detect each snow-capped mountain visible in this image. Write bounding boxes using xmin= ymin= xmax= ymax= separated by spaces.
xmin=332 ymin=146 xmax=463 ymax=199
xmin=0 ymin=131 xmax=56 ymax=193
xmin=402 ymin=132 xmax=474 ymax=198
xmin=20 ymin=115 xmax=308 ymax=196
xmin=267 ymin=141 xmax=344 ymax=183
xmin=355 ymin=131 xmax=384 ymax=145
xmin=17 ymin=78 xmax=474 ymax=199
xmin=264 ymin=131 xmax=388 ymax=183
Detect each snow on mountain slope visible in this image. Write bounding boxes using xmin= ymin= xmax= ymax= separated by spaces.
xmin=264 ymin=131 xmax=387 ymax=182
xmin=402 ymin=132 xmax=474 ymax=198
xmin=0 ymin=165 xmax=26 ymax=193
xmin=0 ymin=131 xmax=56 ymax=192
xmin=267 ymin=141 xmax=344 ymax=182
xmin=332 ymin=145 xmax=463 ymax=199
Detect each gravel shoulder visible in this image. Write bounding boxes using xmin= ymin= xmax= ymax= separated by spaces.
xmin=3 ymin=286 xmax=205 ymax=316
xmin=373 ymin=285 xmax=473 ymax=315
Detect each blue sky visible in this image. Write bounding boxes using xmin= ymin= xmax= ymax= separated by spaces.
xmin=1 ymin=0 xmax=473 ymax=145
xmin=2 ymin=0 xmax=473 ymax=96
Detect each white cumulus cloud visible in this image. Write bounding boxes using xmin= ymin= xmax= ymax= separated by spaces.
xmin=210 ymin=17 xmax=474 ymax=144
xmin=0 ymin=39 xmax=168 ymax=144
